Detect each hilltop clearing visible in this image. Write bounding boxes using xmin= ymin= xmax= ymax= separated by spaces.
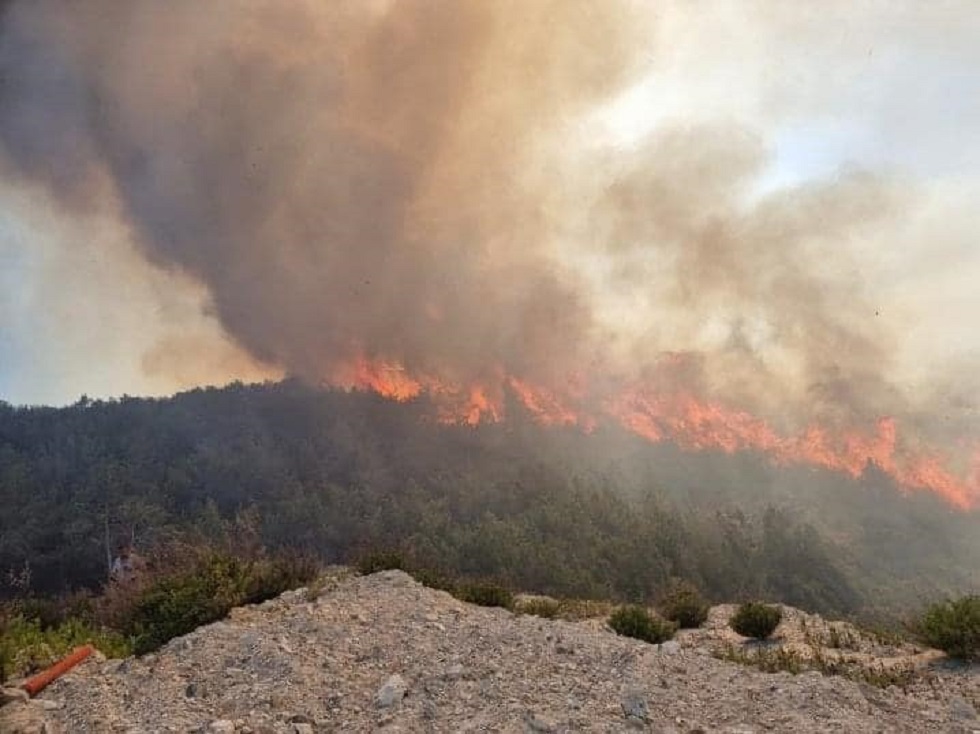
xmin=2 ymin=570 xmax=977 ymax=733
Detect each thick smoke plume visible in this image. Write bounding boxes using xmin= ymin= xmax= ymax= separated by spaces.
xmin=0 ymin=0 xmax=647 ymax=387
xmin=1 ymin=1 xmax=977 ymax=504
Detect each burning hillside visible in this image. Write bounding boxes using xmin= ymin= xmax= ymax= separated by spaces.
xmin=0 ymin=2 xmax=977 ymax=508
xmin=329 ymin=354 xmax=979 ymax=509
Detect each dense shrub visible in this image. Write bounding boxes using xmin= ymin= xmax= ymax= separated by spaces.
xmin=123 ymin=552 xmax=318 ymax=655
xmin=660 ymin=580 xmax=710 ymax=629
xmin=123 ymin=556 xmax=240 ymax=654
xmin=729 ymin=602 xmax=783 ymax=640
xmin=919 ymin=596 xmax=980 ymax=661
xmin=608 ymin=605 xmax=676 ymax=644
xmin=356 ymin=550 xmax=408 ymax=575
xmin=454 ymin=582 xmax=514 ymax=610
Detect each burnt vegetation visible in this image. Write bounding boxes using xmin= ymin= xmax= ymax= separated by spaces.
xmin=0 ymin=380 xmax=978 ymax=627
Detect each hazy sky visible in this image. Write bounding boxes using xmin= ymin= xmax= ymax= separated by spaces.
xmin=1 ymin=1 xmax=978 ymax=420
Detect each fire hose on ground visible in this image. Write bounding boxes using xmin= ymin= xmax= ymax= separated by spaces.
xmin=19 ymin=644 xmax=94 ymax=697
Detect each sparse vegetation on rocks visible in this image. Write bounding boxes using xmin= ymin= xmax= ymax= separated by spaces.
xmin=355 ymin=549 xmax=408 ymax=576
xmin=3 ymin=569 xmax=977 ymax=734
xmin=406 ymin=567 xmax=458 ymax=594
xmin=715 ymin=641 xmax=920 ymax=690
xmin=515 ymin=597 xmax=561 ymax=619
xmin=356 ymin=550 xmax=515 ymax=610
xmin=0 ymin=536 xmax=975 ymax=733
xmin=554 ymin=598 xmax=616 ymax=621
xmin=454 ymin=581 xmax=515 ymax=610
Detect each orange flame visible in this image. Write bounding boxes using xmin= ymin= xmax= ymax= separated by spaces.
xmin=609 ymin=389 xmax=975 ymax=510
xmin=329 ymin=355 xmax=423 ymax=402
xmin=327 ymin=356 xmax=979 ymax=510
xmin=439 ymin=384 xmax=501 ymax=426
xmin=329 ymin=354 xmax=501 ymax=425
xmin=507 ymin=377 xmax=581 ymax=427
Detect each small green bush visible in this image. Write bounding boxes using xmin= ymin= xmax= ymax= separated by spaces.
xmin=919 ymin=596 xmax=980 ymax=661
xmin=454 ymin=582 xmax=514 ymax=610
xmin=660 ymin=581 xmax=710 ymax=629
xmin=608 ymin=605 xmax=676 ymax=644
xmin=356 ymin=550 xmax=407 ymax=575
xmin=729 ymin=602 xmax=783 ymax=640
xmin=516 ymin=597 xmax=561 ymax=619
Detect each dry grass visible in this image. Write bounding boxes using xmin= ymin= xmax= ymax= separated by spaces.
xmin=554 ymin=598 xmax=617 ymax=621
xmin=714 ymin=641 xmax=923 ymax=689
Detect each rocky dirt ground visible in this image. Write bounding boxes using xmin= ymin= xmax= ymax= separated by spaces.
xmin=1 ymin=569 xmax=978 ymax=733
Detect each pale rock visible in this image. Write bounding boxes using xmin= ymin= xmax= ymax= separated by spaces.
xmin=950 ymin=695 xmax=977 ymax=720
xmin=523 ymin=711 xmax=557 ymax=732
xmin=621 ymin=689 xmax=649 ymax=722
xmin=1 ymin=687 xmax=30 ymax=706
xmin=374 ymin=674 xmax=407 ymax=708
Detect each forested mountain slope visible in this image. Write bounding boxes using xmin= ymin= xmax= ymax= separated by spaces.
xmin=1 ymin=381 xmax=977 ymax=618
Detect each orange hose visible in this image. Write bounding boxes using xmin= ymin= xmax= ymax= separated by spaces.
xmin=21 ymin=644 xmax=94 ymax=697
